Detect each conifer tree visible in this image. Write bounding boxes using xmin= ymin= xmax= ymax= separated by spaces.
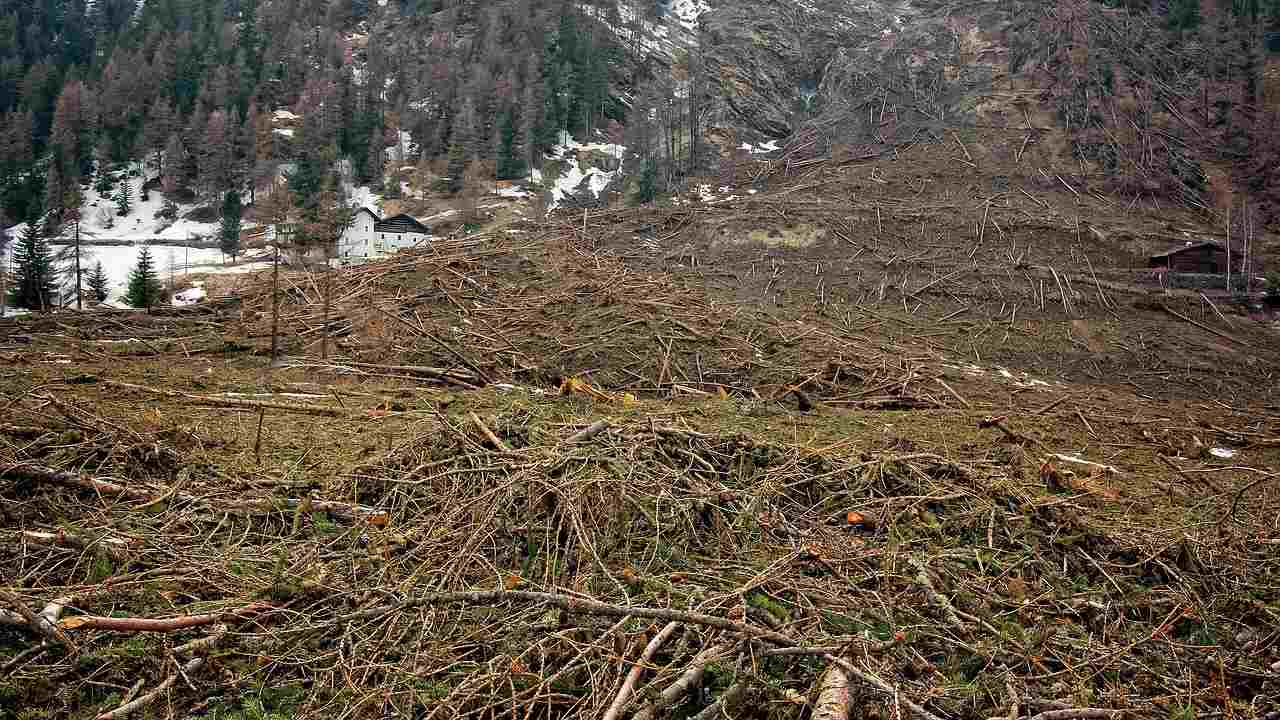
xmin=145 ymin=97 xmax=176 ymax=175
xmin=635 ymin=158 xmax=658 ymax=204
xmin=43 ymin=163 xmax=67 ymax=236
xmin=220 ymin=190 xmax=243 ymax=260
xmin=125 ymin=246 xmax=162 ymax=310
xmin=114 ymin=181 xmax=133 ymax=216
xmin=496 ymin=109 xmax=525 ymax=180
xmin=86 ymin=260 xmax=110 ymax=303
xmin=10 ymin=223 xmax=57 ymax=311
xmin=446 ymin=98 xmax=477 ymax=194
xmin=93 ymin=141 xmax=114 ymax=194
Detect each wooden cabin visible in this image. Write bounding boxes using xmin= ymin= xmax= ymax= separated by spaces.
xmin=1148 ymin=241 xmax=1228 ymax=274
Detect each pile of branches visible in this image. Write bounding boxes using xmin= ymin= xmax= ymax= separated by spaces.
xmin=218 ymin=232 xmax=966 ymax=407
xmin=2 ymin=383 xmax=1278 ymax=719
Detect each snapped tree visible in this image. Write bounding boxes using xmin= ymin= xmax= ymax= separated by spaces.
xmin=124 ymin=246 xmax=163 ymax=311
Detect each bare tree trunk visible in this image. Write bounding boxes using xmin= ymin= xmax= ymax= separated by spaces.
xmin=73 ymin=221 xmax=82 ymax=310
xmin=322 ymin=262 xmax=331 ymax=361
xmin=1 ymin=242 xmax=7 ymax=317
xmin=270 ymin=243 xmax=281 ymax=367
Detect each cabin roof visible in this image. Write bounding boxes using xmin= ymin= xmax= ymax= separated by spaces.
xmin=1149 ymin=241 xmax=1224 ymax=259
xmin=374 ymin=213 xmax=430 ymax=234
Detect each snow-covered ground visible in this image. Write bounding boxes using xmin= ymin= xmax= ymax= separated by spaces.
xmin=669 ymin=0 xmax=711 ymax=31
xmin=740 ymin=140 xmax=780 ymax=155
xmin=544 ymin=132 xmax=626 ymax=213
xmin=345 ymin=184 xmax=383 ymax=213
xmin=54 ymin=243 xmax=231 ymax=306
xmin=68 ymin=162 xmax=222 ymax=244
xmin=386 ymin=130 xmax=413 ymax=162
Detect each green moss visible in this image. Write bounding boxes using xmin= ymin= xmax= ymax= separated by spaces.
xmin=88 ymin=555 xmax=114 ymax=583
xmin=746 ymin=591 xmax=790 ymax=621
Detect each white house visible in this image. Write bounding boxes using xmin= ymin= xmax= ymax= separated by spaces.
xmin=333 ymin=209 xmax=431 ymax=265
xmin=338 ymin=207 xmax=380 ymax=261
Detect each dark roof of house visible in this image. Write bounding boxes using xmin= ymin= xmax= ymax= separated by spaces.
xmin=374 ymin=213 xmax=430 ymax=234
xmin=1150 ymin=241 xmax=1224 ymax=259
xmin=353 ymin=207 xmax=379 ymax=220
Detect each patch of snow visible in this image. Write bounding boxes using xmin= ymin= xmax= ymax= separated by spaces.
xmin=740 ymin=140 xmax=781 ymax=155
xmin=1209 ymin=447 xmax=1236 ymax=459
xmin=385 ymin=130 xmax=412 ymax=162
xmin=420 ymin=209 xmax=458 ymax=223
xmin=273 ymin=109 xmax=300 ymax=122
xmin=346 ymin=185 xmax=383 ymax=213
xmin=531 ymin=168 xmax=543 ymax=184
xmin=185 ymin=261 xmax=274 ymax=276
xmin=68 ymin=165 xmax=225 ymax=245
xmin=995 ymin=366 xmax=1052 ymax=388
xmin=53 ymin=243 xmax=229 ymax=306
xmin=273 ymin=128 xmax=294 ymax=138
xmin=577 ymin=2 xmax=677 ymax=59
xmin=544 ymin=133 xmax=626 ymax=213
xmin=670 ymin=0 xmax=711 ymax=31
xmin=747 ymin=189 xmax=758 ymax=195
xmin=171 ymin=286 xmax=206 ymax=306
xmin=496 ymin=186 xmax=530 ymax=199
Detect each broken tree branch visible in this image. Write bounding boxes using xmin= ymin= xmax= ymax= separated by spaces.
xmin=631 ymin=641 xmax=734 ymax=720
xmin=0 ymin=588 xmax=77 ymax=650
xmin=102 ymin=380 xmax=350 ymax=417
xmin=602 ymin=621 xmax=682 ymax=720
xmin=337 ymin=589 xmax=943 ymax=720
xmin=59 ymin=603 xmax=271 ymax=633
xmin=95 ymin=655 xmax=209 ymax=720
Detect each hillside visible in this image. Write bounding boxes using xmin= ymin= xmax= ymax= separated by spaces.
xmin=2 ymin=163 xmax=1280 ymax=719
xmin=3 ymin=0 xmax=1280 ymax=718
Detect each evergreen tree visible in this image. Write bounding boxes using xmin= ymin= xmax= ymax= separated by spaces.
xmin=86 ymin=260 xmax=109 ymax=303
xmin=124 ymin=246 xmax=162 ymax=310
xmin=114 ymin=181 xmax=133 ymax=216
xmin=364 ymin=127 xmax=385 ymax=190
xmin=93 ymin=140 xmax=114 ymax=194
xmin=220 ymin=190 xmax=243 ymax=260
xmin=635 ymin=158 xmax=658 ymax=204
xmin=496 ymin=109 xmax=526 ymax=180
xmin=144 ymin=98 xmax=176 ymax=175
xmin=48 ymin=79 xmax=95 ymax=182
xmin=43 ymin=162 xmax=66 ymax=236
xmin=446 ymin=98 xmax=477 ymax=194
xmin=1169 ymin=0 xmax=1202 ymax=30
xmin=9 ymin=223 xmax=57 ymax=310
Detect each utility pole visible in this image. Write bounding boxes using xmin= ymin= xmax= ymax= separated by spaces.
xmin=0 ymin=239 xmax=7 ymax=318
xmin=270 ymin=222 xmax=294 ymax=369
xmin=322 ymin=258 xmax=331 ymax=361
xmin=73 ymin=215 xmax=82 ymax=310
